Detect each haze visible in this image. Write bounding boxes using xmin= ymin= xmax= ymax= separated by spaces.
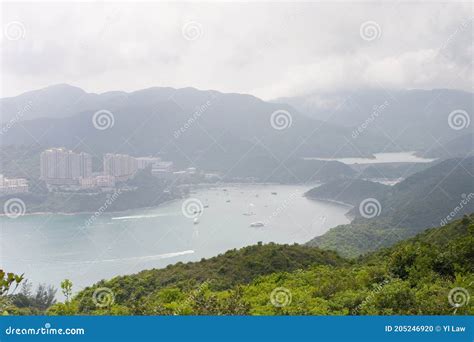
xmin=1 ymin=1 xmax=472 ymax=99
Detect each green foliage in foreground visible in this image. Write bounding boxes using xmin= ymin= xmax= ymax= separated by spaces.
xmin=43 ymin=215 xmax=474 ymax=316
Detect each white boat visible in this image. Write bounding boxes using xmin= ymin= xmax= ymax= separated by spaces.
xmin=250 ymin=221 xmax=265 ymax=228
xmin=193 ymin=217 xmax=200 ymax=225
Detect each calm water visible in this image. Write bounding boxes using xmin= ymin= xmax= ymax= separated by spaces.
xmin=0 ymin=184 xmax=351 ymax=293
xmin=304 ymin=151 xmax=436 ymax=165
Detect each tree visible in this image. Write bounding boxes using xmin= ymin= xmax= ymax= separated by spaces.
xmin=61 ymin=279 xmax=73 ymax=303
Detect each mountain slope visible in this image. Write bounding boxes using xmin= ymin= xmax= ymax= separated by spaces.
xmin=70 ymin=243 xmax=345 ymax=313
xmin=276 ymin=89 xmax=474 ymax=154
xmin=1 ymin=85 xmax=377 ymax=180
xmin=306 ymin=157 xmax=474 ymax=256
xmin=305 ymin=179 xmax=390 ymax=206
xmin=45 ymin=215 xmax=473 ymax=315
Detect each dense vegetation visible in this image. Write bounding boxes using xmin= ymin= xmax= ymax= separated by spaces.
xmin=307 ymin=157 xmax=474 ymax=256
xmin=4 ymin=215 xmax=467 ymax=316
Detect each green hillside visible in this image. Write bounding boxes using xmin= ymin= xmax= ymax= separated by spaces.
xmin=307 ymin=157 xmax=474 ymax=256
xmin=61 ymin=243 xmax=344 ymax=314
xmin=41 ymin=215 xmax=473 ymax=315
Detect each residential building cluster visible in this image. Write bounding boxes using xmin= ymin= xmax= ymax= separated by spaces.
xmin=40 ymin=148 xmax=92 ymax=185
xmin=0 ymin=147 xmax=216 ymax=197
xmin=39 ymin=147 xmax=175 ymax=191
xmin=0 ymin=174 xmax=29 ymax=194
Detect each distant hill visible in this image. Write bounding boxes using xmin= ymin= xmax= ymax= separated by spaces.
xmin=275 ymin=88 xmax=473 ymax=154
xmin=0 ymin=84 xmax=129 ymax=122
xmin=1 ymin=85 xmax=375 ymax=181
xmin=305 ymin=179 xmax=390 ymax=206
xmin=421 ymin=133 xmax=473 ymax=158
xmin=306 ymin=157 xmax=474 ymax=256
xmin=353 ymin=162 xmax=435 ymax=180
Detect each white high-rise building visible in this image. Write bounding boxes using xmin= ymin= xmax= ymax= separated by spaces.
xmin=103 ymin=153 xmax=137 ymax=181
xmin=40 ymin=148 xmax=92 ymax=185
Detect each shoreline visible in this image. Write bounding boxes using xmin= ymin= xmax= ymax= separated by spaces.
xmin=2 ymin=182 xmax=343 ymax=217
xmin=0 ymin=198 xmax=181 ymax=218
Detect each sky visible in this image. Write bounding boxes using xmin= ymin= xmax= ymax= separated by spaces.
xmin=1 ymin=1 xmax=473 ymax=100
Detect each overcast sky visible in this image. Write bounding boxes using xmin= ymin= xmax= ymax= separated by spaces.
xmin=1 ymin=1 xmax=472 ymax=99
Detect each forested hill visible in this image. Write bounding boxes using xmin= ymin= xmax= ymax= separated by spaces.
xmin=41 ymin=215 xmax=473 ymax=316
xmin=306 ymin=157 xmax=474 ymax=256
xmin=68 ymin=244 xmax=345 ymax=314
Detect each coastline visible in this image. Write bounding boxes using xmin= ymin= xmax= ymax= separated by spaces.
xmin=3 ymin=182 xmax=328 ymax=217
xmin=0 ymin=198 xmax=180 ymax=218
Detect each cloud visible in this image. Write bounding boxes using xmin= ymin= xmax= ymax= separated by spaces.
xmin=1 ymin=2 xmax=472 ymax=99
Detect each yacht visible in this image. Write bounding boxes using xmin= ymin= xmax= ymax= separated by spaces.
xmin=250 ymin=221 xmax=265 ymax=228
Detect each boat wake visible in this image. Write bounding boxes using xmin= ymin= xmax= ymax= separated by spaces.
xmin=80 ymin=250 xmax=195 ymax=264
xmin=111 ymin=213 xmax=175 ymax=220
